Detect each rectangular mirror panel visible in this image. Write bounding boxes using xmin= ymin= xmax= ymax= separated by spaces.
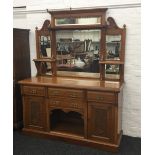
xmin=56 ymin=30 xmax=101 ymax=75
xmin=105 ymin=64 xmax=120 ymax=80
xmin=55 ymin=17 xmax=101 ymax=26
xmin=106 ymin=35 xmax=121 ymax=60
xmin=40 ymin=36 xmax=51 ymax=58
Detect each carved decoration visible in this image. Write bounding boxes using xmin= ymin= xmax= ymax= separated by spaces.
xmin=107 ymin=17 xmax=119 ymax=29
xmin=36 ymin=20 xmax=51 ymax=34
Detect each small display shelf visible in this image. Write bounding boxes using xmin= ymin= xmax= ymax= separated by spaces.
xmin=33 ymin=58 xmax=56 ymax=76
xmin=99 ymin=61 xmax=124 ymax=65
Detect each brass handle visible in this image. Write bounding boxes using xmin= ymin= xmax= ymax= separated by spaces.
xmin=52 ymin=101 xmax=60 ymax=105
xmin=31 ymin=90 xmax=37 ymax=94
xmin=71 ymin=103 xmax=78 ymax=108
xmin=52 ymin=91 xmax=59 ymax=95
xmin=70 ymin=93 xmax=77 ymax=97
xmin=96 ymin=96 xmax=104 ymax=100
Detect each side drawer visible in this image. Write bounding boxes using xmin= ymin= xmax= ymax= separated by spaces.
xmin=48 ymin=88 xmax=84 ymax=99
xmin=87 ymin=91 xmax=116 ymax=104
xmin=22 ymin=86 xmax=45 ymax=96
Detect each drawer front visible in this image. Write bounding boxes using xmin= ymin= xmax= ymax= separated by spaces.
xmin=48 ymin=88 xmax=84 ymax=99
xmin=49 ymin=98 xmax=84 ymax=109
xmin=87 ymin=91 xmax=115 ymax=104
xmin=65 ymin=99 xmax=84 ymax=109
xmin=22 ymin=86 xmax=45 ymax=96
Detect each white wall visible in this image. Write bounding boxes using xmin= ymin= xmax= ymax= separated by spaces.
xmin=13 ymin=0 xmax=141 ymax=137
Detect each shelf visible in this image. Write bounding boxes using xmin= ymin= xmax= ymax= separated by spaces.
xmin=99 ymin=61 xmax=124 ymax=65
xmin=51 ymin=121 xmax=84 ymax=137
xmin=33 ymin=58 xmax=56 ymax=62
xmin=106 ymin=42 xmax=120 ymax=44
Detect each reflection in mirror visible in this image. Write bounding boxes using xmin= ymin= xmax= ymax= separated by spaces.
xmin=105 ymin=64 xmax=120 ymax=79
xmin=40 ymin=35 xmax=51 ymax=58
xmin=56 ymin=30 xmax=101 ymax=74
xmin=55 ymin=17 xmax=101 ymax=26
xmin=106 ymin=35 xmax=121 ymax=60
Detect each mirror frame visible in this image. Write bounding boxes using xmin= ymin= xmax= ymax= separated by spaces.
xmin=48 ymin=8 xmax=107 ymax=78
xmin=35 ymin=20 xmax=52 ymax=59
xmin=100 ymin=17 xmax=126 ymax=81
xmin=34 ymin=9 xmax=126 ymax=82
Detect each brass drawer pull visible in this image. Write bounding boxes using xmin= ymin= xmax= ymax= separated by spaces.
xmin=31 ymin=90 xmax=37 ymax=94
xmin=70 ymin=94 xmax=77 ymax=97
xmin=52 ymin=91 xmax=59 ymax=95
xmin=70 ymin=103 xmax=78 ymax=108
xmin=52 ymin=101 xmax=60 ymax=105
xmin=96 ymin=96 xmax=104 ymax=100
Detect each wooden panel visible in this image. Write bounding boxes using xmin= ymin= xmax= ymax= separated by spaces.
xmin=23 ymin=96 xmax=46 ymax=130
xmin=48 ymin=88 xmax=84 ymax=99
xmin=88 ymin=103 xmax=115 ymax=142
xmin=22 ymin=86 xmax=45 ymax=96
xmin=87 ymin=91 xmax=116 ymax=104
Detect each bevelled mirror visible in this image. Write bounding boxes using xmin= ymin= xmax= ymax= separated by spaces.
xmin=55 ymin=17 xmax=101 ymax=25
xmin=39 ymin=35 xmax=51 ymax=57
xmin=56 ymin=29 xmax=101 ymax=78
xmin=105 ymin=64 xmax=120 ymax=80
xmin=106 ymin=35 xmax=121 ymax=60
xmin=35 ymin=20 xmax=52 ymax=59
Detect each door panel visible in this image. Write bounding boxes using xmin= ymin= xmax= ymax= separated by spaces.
xmin=88 ymin=102 xmax=115 ymax=142
xmin=23 ymin=96 xmax=46 ymax=130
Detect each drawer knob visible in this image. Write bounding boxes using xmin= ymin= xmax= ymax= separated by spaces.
xmin=52 ymin=101 xmax=60 ymax=105
xmin=70 ymin=94 xmax=77 ymax=97
xmin=71 ymin=103 xmax=78 ymax=108
xmin=52 ymin=91 xmax=59 ymax=95
xmin=31 ymin=90 xmax=37 ymax=94
xmin=96 ymin=96 xmax=104 ymax=100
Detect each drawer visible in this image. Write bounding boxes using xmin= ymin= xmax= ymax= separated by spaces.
xmin=64 ymin=99 xmax=84 ymax=109
xmin=48 ymin=88 xmax=84 ymax=99
xmin=49 ymin=99 xmax=61 ymax=107
xmin=22 ymin=86 xmax=45 ymax=96
xmin=87 ymin=91 xmax=115 ymax=103
xmin=48 ymin=98 xmax=84 ymax=109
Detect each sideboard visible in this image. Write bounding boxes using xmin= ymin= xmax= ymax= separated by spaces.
xmin=19 ymin=76 xmax=123 ymax=152
xmin=18 ymin=8 xmax=126 ymax=152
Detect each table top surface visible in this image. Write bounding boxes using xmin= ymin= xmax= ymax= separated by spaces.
xmin=19 ymin=76 xmax=123 ymax=92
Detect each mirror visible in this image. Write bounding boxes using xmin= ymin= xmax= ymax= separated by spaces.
xmin=56 ymin=30 xmax=101 ymax=76
xmin=106 ymin=35 xmax=121 ymax=60
xmin=39 ymin=35 xmax=51 ymax=58
xmin=55 ymin=17 xmax=101 ymax=26
xmin=105 ymin=64 xmax=120 ymax=80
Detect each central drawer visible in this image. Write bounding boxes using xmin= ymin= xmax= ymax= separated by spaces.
xmin=48 ymin=97 xmax=84 ymax=109
xmin=48 ymin=88 xmax=84 ymax=99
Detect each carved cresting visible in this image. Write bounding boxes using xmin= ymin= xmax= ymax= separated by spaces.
xmin=107 ymin=17 xmax=119 ymax=29
xmin=35 ymin=19 xmax=51 ymax=35
xmin=107 ymin=17 xmax=126 ymax=29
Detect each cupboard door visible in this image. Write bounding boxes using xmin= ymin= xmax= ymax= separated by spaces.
xmin=23 ymin=96 xmax=46 ymax=131
xmin=88 ymin=102 xmax=115 ymax=143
